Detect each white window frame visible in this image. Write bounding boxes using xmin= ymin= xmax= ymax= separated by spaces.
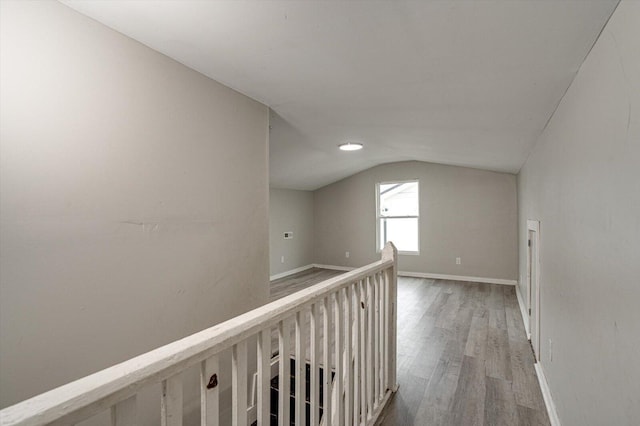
xmin=375 ymin=179 xmax=420 ymax=255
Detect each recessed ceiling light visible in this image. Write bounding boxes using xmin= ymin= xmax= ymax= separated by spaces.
xmin=339 ymin=142 xmax=363 ymax=151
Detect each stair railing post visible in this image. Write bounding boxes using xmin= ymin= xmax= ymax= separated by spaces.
xmin=381 ymin=242 xmax=398 ymax=392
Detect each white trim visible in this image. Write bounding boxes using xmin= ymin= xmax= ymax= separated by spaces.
xmin=398 ymin=271 xmax=517 ymax=286
xmin=375 ymin=179 xmax=420 ymax=255
xmin=270 ymin=264 xmax=314 ymax=281
xmin=534 ymin=362 xmax=561 ymax=426
xmin=515 ymin=283 xmax=531 ymax=339
xmin=312 ymin=263 xmax=355 ymax=272
xmin=527 ymin=219 xmax=541 ymax=360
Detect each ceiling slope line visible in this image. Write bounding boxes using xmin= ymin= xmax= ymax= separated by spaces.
xmin=516 ymin=0 xmax=622 ymax=174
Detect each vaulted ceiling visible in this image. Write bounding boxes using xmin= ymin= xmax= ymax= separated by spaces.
xmin=62 ymin=0 xmax=618 ymax=190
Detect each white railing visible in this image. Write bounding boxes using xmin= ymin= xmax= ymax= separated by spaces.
xmin=0 ymin=243 xmax=398 ymax=426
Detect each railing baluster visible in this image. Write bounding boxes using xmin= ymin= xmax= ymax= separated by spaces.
xmin=111 ymin=395 xmax=136 ymax=426
xmin=382 ymin=269 xmax=390 ymax=390
xmin=278 ymin=319 xmax=291 ymax=426
xmin=344 ymin=286 xmax=353 ymax=426
xmin=373 ymin=272 xmax=380 ymax=407
xmin=200 ymin=356 xmax=219 ymax=426
xmin=333 ymin=290 xmax=344 ymax=425
xmin=366 ymin=275 xmax=374 ymax=418
xmin=232 ymin=341 xmax=248 ymax=426
xmin=382 ymin=244 xmax=398 ymax=392
xmin=257 ymin=330 xmax=270 ymax=426
xmin=310 ymin=303 xmax=320 ymax=426
xmin=352 ymin=282 xmax=361 ymax=426
xmin=322 ymin=296 xmax=332 ymax=426
xmin=295 ymin=310 xmax=307 ymax=426
xmin=379 ymin=271 xmax=386 ymax=397
xmin=359 ymin=279 xmax=367 ymax=424
xmin=161 ymin=375 xmax=183 ymax=426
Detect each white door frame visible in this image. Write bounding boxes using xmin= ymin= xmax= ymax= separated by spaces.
xmin=527 ymin=219 xmax=540 ymax=361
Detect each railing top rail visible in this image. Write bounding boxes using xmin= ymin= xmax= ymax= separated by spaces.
xmin=0 ymin=255 xmax=395 ymax=426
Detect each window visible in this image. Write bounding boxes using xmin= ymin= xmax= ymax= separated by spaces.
xmin=376 ymin=180 xmax=419 ymax=253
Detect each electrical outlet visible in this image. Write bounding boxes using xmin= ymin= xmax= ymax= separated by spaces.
xmin=345 ymin=251 xmax=350 ymax=258
xmin=281 ymin=256 xmax=285 ymax=264
xmin=456 ymin=257 xmax=461 ymax=265
xmin=549 ymin=338 xmax=553 ymax=362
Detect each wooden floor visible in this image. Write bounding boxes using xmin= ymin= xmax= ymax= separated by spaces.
xmin=270 ymin=267 xmax=345 ymax=302
xmin=270 ymin=269 xmax=550 ymax=426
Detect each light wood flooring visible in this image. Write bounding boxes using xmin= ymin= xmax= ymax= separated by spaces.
xmin=270 ymin=267 xmax=345 ymax=302
xmin=270 ymin=268 xmax=550 ymax=426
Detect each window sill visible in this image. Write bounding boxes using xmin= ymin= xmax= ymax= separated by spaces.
xmin=377 ymin=249 xmax=420 ymax=256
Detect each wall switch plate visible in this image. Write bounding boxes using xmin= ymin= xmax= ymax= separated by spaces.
xmin=345 ymin=251 xmax=350 ymax=258
xmin=281 ymin=256 xmax=285 ymax=263
xmin=284 ymin=231 xmax=293 ymax=239
xmin=456 ymin=257 xmax=461 ymax=265
xmin=549 ymin=338 xmax=553 ymax=362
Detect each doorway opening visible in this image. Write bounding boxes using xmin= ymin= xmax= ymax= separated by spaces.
xmin=526 ymin=220 xmax=540 ymax=362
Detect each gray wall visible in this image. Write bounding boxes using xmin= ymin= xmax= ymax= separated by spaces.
xmin=0 ymin=0 xmax=269 ymax=417
xmin=314 ymin=161 xmax=518 ymax=280
xmin=517 ymin=1 xmax=640 ymax=424
xmin=269 ymin=188 xmax=315 ymax=277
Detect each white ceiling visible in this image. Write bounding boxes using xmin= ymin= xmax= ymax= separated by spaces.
xmin=62 ymin=0 xmax=618 ymax=190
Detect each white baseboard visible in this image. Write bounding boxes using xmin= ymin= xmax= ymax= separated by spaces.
xmin=516 ymin=281 xmax=559 ymax=425
xmin=398 ymin=271 xmax=517 ymax=286
xmin=312 ymin=263 xmax=355 ymax=272
xmin=269 ymin=264 xmax=314 ymax=281
xmin=534 ymin=362 xmax=561 ymax=426
xmin=310 ymin=265 xmax=517 ymax=286
xmin=515 ymin=283 xmax=531 ymax=338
